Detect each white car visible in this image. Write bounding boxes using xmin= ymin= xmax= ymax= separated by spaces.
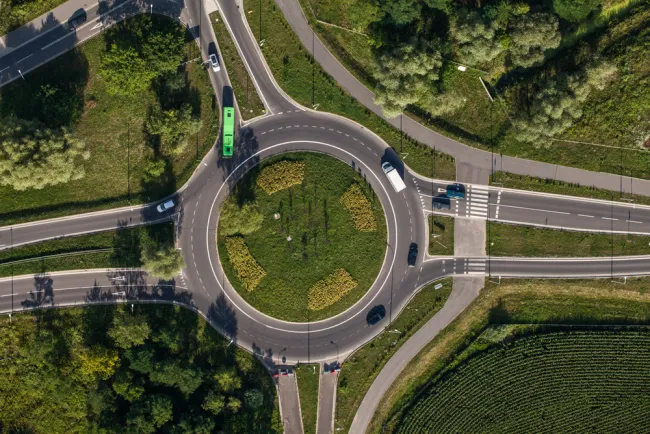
xmin=209 ymin=54 xmax=221 ymax=72
xmin=156 ymin=200 xmax=175 ymax=213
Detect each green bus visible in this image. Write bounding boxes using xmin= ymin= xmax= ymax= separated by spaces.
xmin=222 ymin=106 xmax=234 ymax=158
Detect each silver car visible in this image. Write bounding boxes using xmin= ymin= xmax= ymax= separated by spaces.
xmin=156 ymin=200 xmax=175 ymax=213
xmin=209 ymin=54 xmax=221 ymax=72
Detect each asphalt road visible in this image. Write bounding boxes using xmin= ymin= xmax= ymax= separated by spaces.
xmin=3 ymin=1 xmax=650 ymax=433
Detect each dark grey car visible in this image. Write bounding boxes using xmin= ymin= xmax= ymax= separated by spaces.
xmin=432 ymin=196 xmax=451 ymax=210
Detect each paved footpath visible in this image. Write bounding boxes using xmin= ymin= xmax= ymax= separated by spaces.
xmin=275 ymin=0 xmax=650 ymax=196
xmin=317 ymin=370 xmax=337 ymax=434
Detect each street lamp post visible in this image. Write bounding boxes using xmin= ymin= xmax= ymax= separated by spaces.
xmin=330 ymin=340 xmax=339 ymax=361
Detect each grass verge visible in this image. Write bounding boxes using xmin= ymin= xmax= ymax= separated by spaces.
xmin=209 ymin=12 xmax=265 ymax=120
xmin=488 ymin=222 xmax=650 ymax=257
xmin=428 ymin=215 xmax=454 ymax=256
xmin=369 ymin=278 xmax=650 ymax=433
xmin=0 ymin=0 xmax=67 ymax=35
xmin=295 ymin=364 xmax=320 ymax=434
xmin=243 ymin=0 xmax=456 ymax=180
xmin=491 ymin=172 xmax=650 ymax=205
xmin=217 ymin=152 xmax=387 ymax=322
xmin=335 ymin=279 xmax=452 ymax=433
xmin=0 ymin=223 xmax=173 ymax=277
xmin=0 ymin=15 xmax=219 ymax=225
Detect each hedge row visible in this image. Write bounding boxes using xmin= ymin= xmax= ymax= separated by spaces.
xmin=256 ymin=161 xmax=305 ymax=194
xmin=225 ymin=236 xmax=266 ymax=291
xmin=340 ymin=183 xmax=377 ymax=232
xmin=307 ymin=269 xmax=357 ymax=311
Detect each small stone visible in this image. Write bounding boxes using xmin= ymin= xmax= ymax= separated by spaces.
xmin=274 ymin=213 xmax=281 ymax=220
xmin=286 ymin=236 xmax=292 ymax=242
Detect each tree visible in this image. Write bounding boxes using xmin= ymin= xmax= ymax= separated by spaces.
xmin=244 ymin=389 xmax=264 ymax=409
xmin=219 ymin=199 xmax=264 ymax=235
xmin=514 ymin=61 xmax=616 ymax=147
xmin=0 ymin=117 xmax=89 ymax=191
xmin=79 ymin=346 xmax=120 ymax=381
xmin=112 ymin=369 xmax=145 ymax=402
xmin=148 ymin=360 xmax=204 ymax=395
xmin=454 ymin=11 xmax=505 ymax=65
xmin=142 ymin=158 xmax=167 ymax=183
xmin=420 ymin=91 xmax=467 ymax=117
xmin=127 ymin=395 xmax=173 ymax=434
xmin=214 ymin=367 xmax=242 ymax=393
xmin=553 ymin=0 xmax=600 ymax=22
xmin=509 ymin=13 xmax=561 ymax=68
xmin=146 ymin=104 xmax=202 ymax=155
xmin=108 ymin=312 xmax=151 ymax=349
xmin=100 ymin=44 xmax=157 ymax=97
xmin=226 ymin=397 xmax=242 ymax=413
xmin=348 ymin=0 xmax=383 ymax=32
xmin=379 ymin=0 xmax=421 ymax=25
xmin=235 ymin=350 xmax=254 ymax=373
xmin=202 ymin=391 xmax=226 ymax=415
xmin=141 ymin=243 xmax=185 ymax=279
xmin=373 ymin=41 xmax=443 ymax=118
xmin=142 ymin=28 xmax=185 ymax=76
xmin=484 ymin=0 xmax=530 ymax=27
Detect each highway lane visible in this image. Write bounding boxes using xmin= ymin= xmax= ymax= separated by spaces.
xmin=412 ymin=176 xmax=650 ymax=235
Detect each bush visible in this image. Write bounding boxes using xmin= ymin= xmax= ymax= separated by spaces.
xmin=307 ymin=269 xmax=358 ymax=311
xmin=340 ymin=184 xmax=377 ymax=231
xmin=225 ymin=236 xmax=266 ymax=290
xmin=219 ymin=198 xmax=264 ymax=235
xmin=256 ymin=161 xmax=305 ymax=194
xmin=553 ymin=0 xmax=600 ymax=23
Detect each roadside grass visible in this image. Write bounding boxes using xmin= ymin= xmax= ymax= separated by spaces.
xmin=428 ymin=216 xmax=454 ymax=256
xmin=488 ymin=222 xmax=650 ymax=257
xmin=217 ymin=152 xmax=387 ymax=322
xmin=0 ymin=15 xmax=219 ymax=225
xmin=335 ymin=279 xmax=452 ymax=433
xmin=295 ymin=364 xmax=320 ymax=434
xmin=209 ymin=12 xmax=265 ymax=120
xmin=369 ymin=277 xmax=650 ymax=433
xmin=490 ymin=172 xmax=650 ymax=206
xmin=296 ymin=0 xmax=650 ymax=181
xmin=243 ymin=0 xmax=456 ymax=181
xmin=0 ymin=0 xmax=67 ymax=35
xmin=0 ymin=223 xmax=173 ymax=277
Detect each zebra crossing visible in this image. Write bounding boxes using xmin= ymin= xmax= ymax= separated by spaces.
xmin=463 ymin=258 xmax=486 ymax=275
xmin=441 ymin=258 xmax=487 ymax=275
xmin=465 ymin=185 xmax=490 ymax=219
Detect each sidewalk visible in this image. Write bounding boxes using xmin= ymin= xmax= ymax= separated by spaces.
xmin=278 ymin=374 xmax=304 ymax=434
xmin=317 ymin=369 xmax=337 ymax=434
xmin=0 ymin=0 xmax=105 ymax=57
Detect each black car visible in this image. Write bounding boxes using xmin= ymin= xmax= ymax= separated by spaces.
xmin=68 ymin=9 xmax=87 ymax=30
xmin=432 ymin=196 xmax=451 ymax=210
xmin=407 ymin=243 xmax=418 ymax=267
xmin=366 ymin=305 xmax=386 ymax=326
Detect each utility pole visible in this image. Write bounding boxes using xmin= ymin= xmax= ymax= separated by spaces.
xmin=311 ymin=29 xmax=315 ymax=107
xmin=259 ymin=0 xmax=262 ymax=42
xmin=10 ymin=228 xmax=13 ymax=320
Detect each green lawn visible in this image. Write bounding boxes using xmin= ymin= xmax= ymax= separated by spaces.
xmin=395 ymin=327 xmax=650 ymax=433
xmin=0 ymin=15 xmax=219 ymax=225
xmin=217 ymin=152 xmax=387 ymax=322
xmin=0 ymin=0 xmax=67 ymax=35
xmin=428 ymin=215 xmax=454 ymax=256
xmin=243 ymin=0 xmax=456 ymax=181
xmin=371 ymin=277 xmax=650 ymax=433
xmin=295 ymin=364 xmax=319 ymax=434
xmin=488 ymin=222 xmax=650 ymax=257
xmin=209 ymin=12 xmax=265 ymax=120
xmin=0 ymin=223 xmax=173 ymax=277
xmin=335 ymin=279 xmax=451 ymax=433
xmin=491 ymin=172 xmax=650 ymax=205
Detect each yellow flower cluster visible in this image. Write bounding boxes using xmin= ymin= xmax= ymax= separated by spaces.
xmin=307 ymin=269 xmax=358 ymax=311
xmin=225 ymin=236 xmax=266 ymax=291
xmin=256 ymin=161 xmax=305 ymax=194
xmin=340 ymin=183 xmax=377 ymax=231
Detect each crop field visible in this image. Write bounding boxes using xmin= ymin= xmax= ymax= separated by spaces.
xmin=395 ymin=329 xmax=650 ymax=433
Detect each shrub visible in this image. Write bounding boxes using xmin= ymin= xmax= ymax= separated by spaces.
xmin=225 ymin=236 xmax=266 ymax=290
xmin=219 ymin=198 xmax=263 ymax=235
xmin=308 ymin=269 xmax=358 ymax=311
xmin=256 ymin=161 xmax=305 ymax=194
xmin=553 ymin=0 xmax=600 ymax=23
xmin=340 ymin=184 xmax=377 ymax=231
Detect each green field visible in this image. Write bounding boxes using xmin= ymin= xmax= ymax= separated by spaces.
xmin=0 ymin=304 xmax=281 ymax=433
xmin=395 ymin=328 xmax=650 ymax=433
xmin=217 ymin=152 xmax=387 ymax=322
xmin=243 ymin=0 xmax=456 ymax=181
xmin=488 ymin=222 xmax=650 ymax=257
xmin=335 ymin=279 xmax=451 ymax=433
xmin=428 ymin=215 xmax=454 ymax=256
xmin=369 ymin=278 xmax=650 ymax=433
xmin=0 ymin=223 xmax=173 ymax=277
xmin=491 ymin=172 xmax=650 ymax=205
xmin=209 ymin=12 xmax=265 ymax=120
xmin=295 ymin=364 xmax=319 ymax=434
xmin=0 ymin=15 xmax=219 ymax=225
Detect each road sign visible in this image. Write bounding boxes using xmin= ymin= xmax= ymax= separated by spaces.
xmin=434 ymin=283 xmax=443 ymax=290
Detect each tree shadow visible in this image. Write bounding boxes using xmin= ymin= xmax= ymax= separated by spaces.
xmin=207 ymin=293 xmax=238 ymax=344
xmin=110 ymin=220 xmax=142 ymax=268
xmin=381 ymin=147 xmax=404 ymax=178
xmin=21 ymin=274 xmax=54 ymax=308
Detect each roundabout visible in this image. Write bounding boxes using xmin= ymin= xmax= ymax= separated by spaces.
xmin=215 ymin=151 xmax=388 ymax=322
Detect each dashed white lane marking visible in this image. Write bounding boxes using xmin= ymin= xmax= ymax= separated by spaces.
xmin=578 ymin=214 xmax=594 ymax=218
xmin=627 ymin=220 xmax=642 ymax=224
xmin=602 ymin=217 xmax=618 ymax=221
